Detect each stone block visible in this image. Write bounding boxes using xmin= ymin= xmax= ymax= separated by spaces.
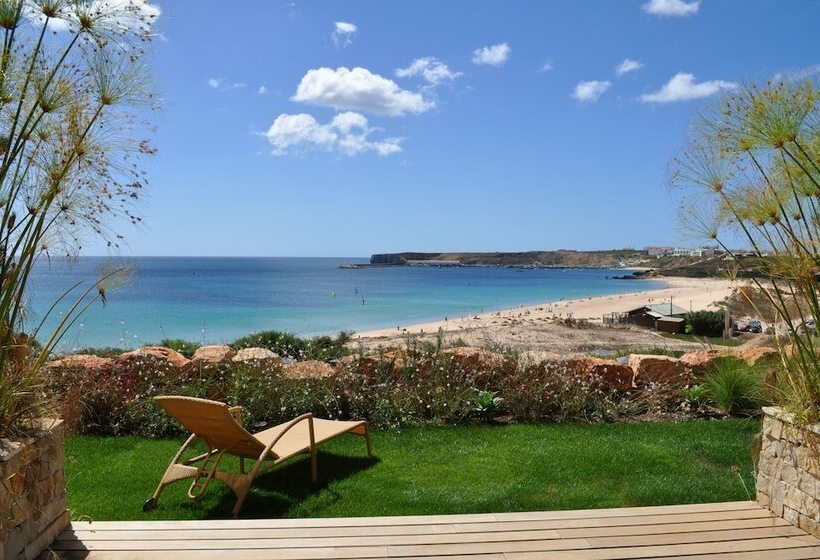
xmin=771 ymin=497 xmax=784 ymax=517
xmin=757 ymin=488 xmax=770 ymax=508
xmin=785 ymin=485 xmax=806 ymax=510
xmin=784 ymin=505 xmax=800 ymax=525
xmin=23 ymin=510 xmax=68 ymax=560
xmin=2 ymin=524 xmax=26 ymax=560
xmin=769 ymin=418 xmax=783 ymax=441
xmin=798 ymin=470 xmax=817 ymax=496
xmin=803 ymin=494 xmax=819 ymax=521
xmin=756 ymin=472 xmax=771 ymax=493
xmin=782 ymin=463 xmax=799 ymax=485
xmin=798 ymin=514 xmax=820 ymax=538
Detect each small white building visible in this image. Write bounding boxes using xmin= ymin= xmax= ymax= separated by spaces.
xmin=672 ymin=247 xmax=716 ymax=257
xmin=645 ymin=246 xmax=675 ymax=257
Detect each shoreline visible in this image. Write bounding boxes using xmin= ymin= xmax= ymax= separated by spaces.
xmin=352 ymin=277 xmax=735 ymax=350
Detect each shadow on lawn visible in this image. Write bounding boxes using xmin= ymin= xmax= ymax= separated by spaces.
xmin=172 ymin=451 xmax=379 ymax=519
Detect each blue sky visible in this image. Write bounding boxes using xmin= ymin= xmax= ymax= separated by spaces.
xmin=87 ymin=0 xmax=820 ymax=257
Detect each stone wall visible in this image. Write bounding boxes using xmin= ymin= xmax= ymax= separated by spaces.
xmin=0 ymin=420 xmax=69 ymax=560
xmin=757 ymin=407 xmax=820 ymax=538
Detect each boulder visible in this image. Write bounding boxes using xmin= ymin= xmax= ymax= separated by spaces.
xmin=679 ymin=348 xmax=735 ymax=375
xmin=191 ymin=344 xmax=236 ymax=364
xmin=565 ymin=356 xmax=635 ymax=391
xmin=282 ymin=360 xmax=335 ymax=379
xmin=377 ymin=349 xmax=412 ymax=371
xmin=47 ymin=354 xmax=113 ymax=375
xmin=232 ymin=347 xmax=281 ymax=366
xmin=114 ymin=346 xmax=190 ymax=371
xmin=628 ymin=354 xmax=688 ymax=386
xmin=438 ymin=347 xmax=516 ymax=382
xmin=737 ymin=346 xmax=778 ymax=366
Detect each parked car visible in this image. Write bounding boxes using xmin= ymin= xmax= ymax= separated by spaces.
xmin=797 ymin=318 xmax=816 ymax=334
xmin=735 ymin=319 xmax=762 ymax=333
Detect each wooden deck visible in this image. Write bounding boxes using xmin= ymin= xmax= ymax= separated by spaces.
xmin=47 ymin=501 xmax=820 ymax=560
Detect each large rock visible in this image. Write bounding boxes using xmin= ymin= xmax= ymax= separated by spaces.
xmin=737 ymin=346 xmax=778 ymax=366
xmin=628 ymin=354 xmax=688 ymax=386
xmin=114 ymin=346 xmax=190 ymax=371
xmin=232 ymin=347 xmax=281 ymax=367
xmin=191 ymin=344 xmax=236 ymax=364
xmin=679 ymin=348 xmax=735 ymax=375
xmin=282 ymin=360 xmax=335 ymax=379
xmin=438 ymin=347 xmax=516 ymax=382
xmin=47 ymin=354 xmax=113 ymax=375
xmin=566 ymin=356 xmax=635 ymax=391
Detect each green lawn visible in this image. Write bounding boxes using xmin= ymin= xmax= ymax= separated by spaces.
xmin=65 ymin=420 xmax=760 ymax=521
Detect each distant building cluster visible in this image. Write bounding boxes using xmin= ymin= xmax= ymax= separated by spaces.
xmin=644 ymin=246 xmax=717 ymax=258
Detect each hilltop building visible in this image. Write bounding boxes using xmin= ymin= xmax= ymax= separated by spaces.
xmin=644 ymin=246 xmax=717 ymax=258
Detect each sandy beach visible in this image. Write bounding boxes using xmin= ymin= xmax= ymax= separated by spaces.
xmin=352 ymin=277 xmax=737 ymax=355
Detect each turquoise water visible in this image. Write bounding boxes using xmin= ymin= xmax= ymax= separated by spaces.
xmin=27 ymin=257 xmax=666 ymax=351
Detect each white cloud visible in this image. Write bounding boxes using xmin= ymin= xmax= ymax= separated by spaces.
xmin=292 ymin=66 xmax=433 ymax=116
xmin=207 ymin=78 xmax=245 ymax=91
xmin=395 ymin=57 xmax=461 ymax=85
xmin=472 ymin=43 xmax=510 ymax=67
xmin=572 ymin=80 xmax=611 ymax=102
xmin=642 ymin=0 xmax=700 ymax=17
xmin=331 ymin=111 xmax=368 ymax=133
xmin=332 ymin=21 xmax=357 ymax=48
xmin=640 ymin=72 xmax=737 ymax=103
xmin=615 ymin=58 xmax=644 ymax=76
xmin=538 ymin=60 xmax=554 ymax=72
xmin=773 ymin=65 xmax=820 ymax=82
xmin=258 ymin=85 xmax=268 ymax=95
xmin=264 ymin=111 xmax=402 ymax=157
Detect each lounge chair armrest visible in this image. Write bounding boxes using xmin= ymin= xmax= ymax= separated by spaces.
xmin=228 ymin=406 xmax=243 ymax=425
xmin=258 ymin=413 xmax=316 ymax=459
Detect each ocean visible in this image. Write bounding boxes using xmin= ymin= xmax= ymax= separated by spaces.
xmin=26 ymin=257 xmax=666 ymax=351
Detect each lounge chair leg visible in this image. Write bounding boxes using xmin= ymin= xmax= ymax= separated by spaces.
xmin=310 ymin=447 xmax=318 ymax=483
xmin=231 ymin=483 xmax=251 ymax=518
xmin=364 ymin=424 xmax=372 ymax=457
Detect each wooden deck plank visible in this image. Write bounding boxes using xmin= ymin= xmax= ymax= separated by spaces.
xmin=44 ymin=502 xmax=820 ymax=560
xmin=62 ymin=501 xmax=758 ymax=531
xmin=61 ymin=517 xmax=790 ymax=543
xmin=671 ymin=548 xmax=820 ymax=560
xmin=506 ymin=536 xmax=820 ymax=560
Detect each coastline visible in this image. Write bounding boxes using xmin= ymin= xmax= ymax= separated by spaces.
xmin=352 ymin=276 xmax=736 ymax=353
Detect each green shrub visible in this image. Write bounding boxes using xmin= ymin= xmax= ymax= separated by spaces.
xmin=159 ymin=339 xmax=201 ymax=359
xmin=471 ymin=390 xmax=503 ymax=423
xmin=685 ymin=311 xmax=726 ymax=338
xmin=74 ymin=347 xmax=129 ymax=359
xmin=231 ymin=330 xmax=351 ymax=361
xmin=612 ymin=347 xmax=685 ymax=359
xmin=704 ymin=358 xmax=764 ymax=416
xmin=682 ymin=384 xmax=710 ymax=413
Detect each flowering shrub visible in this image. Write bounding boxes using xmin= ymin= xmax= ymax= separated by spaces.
xmin=45 ymin=345 xmax=724 ymax=437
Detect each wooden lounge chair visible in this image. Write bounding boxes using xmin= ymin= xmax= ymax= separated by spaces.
xmin=143 ymin=395 xmax=371 ymax=517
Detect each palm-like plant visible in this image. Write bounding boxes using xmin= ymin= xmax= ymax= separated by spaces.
xmin=671 ymin=79 xmax=820 ymax=423
xmin=0 ymin=0 xmax=158 ymax=437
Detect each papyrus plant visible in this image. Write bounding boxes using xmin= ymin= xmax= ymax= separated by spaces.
xmin=672 ymin=79 xmax=820 ymax=422
xmin=0 ymin=0 xmax=158 ymax=438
